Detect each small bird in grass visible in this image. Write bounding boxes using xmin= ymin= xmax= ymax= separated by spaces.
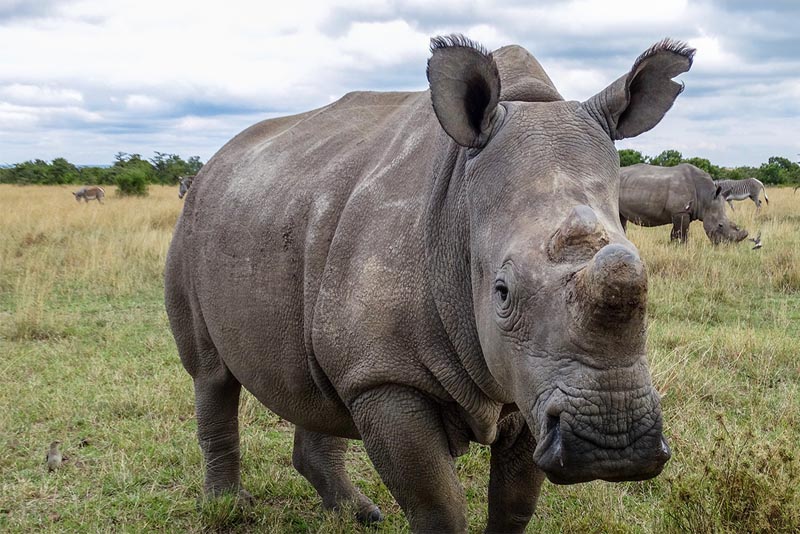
xmin=46 ymin=440 xmax=63 ymax=471
xmin=749 ymin=231 xmax=762 ymax=250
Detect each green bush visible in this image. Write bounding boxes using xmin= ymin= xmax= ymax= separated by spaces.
xmin=115 ymin=167 xmax=150 ymax=196
xmin=618 ymin=149 xmax=646 ymax=167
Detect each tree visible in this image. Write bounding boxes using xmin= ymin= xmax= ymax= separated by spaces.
xmin=0 ymin=152 xmax=202 ymax=185
xmin=49 ymin=157 xmax=80 ymax=184
xmin=149 ymin=152 xmax=203 ymax=185
xmin=186 ymin=156 xmax=203 ymax=174
xmin=683 ymin=157 xmax=722 ymax=178
xmin=110 ymin=152 xmax=155 ymax=183
xmin=756 ymin=156 xmax=800 ymax=185
xmin=115 ymin=167 xmax=149 ymax=196
xmin=5 ymin=160 xmax=51 ymax=184
xmin=716 ymin=166 xmax=753 ymax=180
xmin=649 ymin=149 xmax=683 ymax=167
xmin=618 ymin=149 xmax=646 ymax=167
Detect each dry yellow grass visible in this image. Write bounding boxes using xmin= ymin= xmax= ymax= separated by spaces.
xmin=0 ymin=185 xmax=179 ymax=340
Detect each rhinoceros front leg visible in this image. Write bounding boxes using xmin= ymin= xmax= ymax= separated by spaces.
xmin=292 ymin=426 xmax=382 ymax=524
xmin=670 ymin=212 xmax=690 ymax=243
xmin=485 ymin=411 xmax=544 ymax=534
xmin=193 ymin=369 xmax=251 ymax=502
xmin=351 ymin=385 xmax=467 ymax=533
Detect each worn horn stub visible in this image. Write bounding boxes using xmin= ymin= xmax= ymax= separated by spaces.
xmin=548 ymin=205 xmax=609 ymax=263
xmin=573 ymin=243 xmax=647 ymax=327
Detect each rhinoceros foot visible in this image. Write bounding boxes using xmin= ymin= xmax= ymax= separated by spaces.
xmin=356 ymin=504 xmax=383 ymax=524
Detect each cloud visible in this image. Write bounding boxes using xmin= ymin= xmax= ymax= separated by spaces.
xmin=0 ymin=84 xmax=83 ymax=106
xmin=0 ymin=0 xmax=75 ymax=23
xmin=0 ymin=0 xmax=797 ymax=165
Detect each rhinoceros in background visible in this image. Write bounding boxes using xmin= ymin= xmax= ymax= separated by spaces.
xmin=165 ymin=36 xmax=694 ymax=533
xmin=620 ymin=163 xmax=748 ymax=244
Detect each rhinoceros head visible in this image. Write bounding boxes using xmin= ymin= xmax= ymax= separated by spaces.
xmin=704 ymin=186 xmax=748 ymax=243
xmin=427 ymin=37 xmax=695 ymax=484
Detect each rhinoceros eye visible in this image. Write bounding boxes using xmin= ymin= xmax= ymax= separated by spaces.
xmin=493 ymin=279 xmax=514 ymax=320
xmin=494 ymin=281 xmax=509 ymax=303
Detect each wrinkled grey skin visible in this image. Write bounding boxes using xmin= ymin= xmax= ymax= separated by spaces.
xmin=165 ymin=36 xmax=694 ymax=533
xmin=178 ymin=175 xmax=194 ymax=199
xmin=620 ymin=164 xmax=748 ymax=244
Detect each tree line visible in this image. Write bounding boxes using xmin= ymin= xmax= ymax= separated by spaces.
xmin=619 ymin=149 xmax=800 ymax=186
xmin=0 ymin=152 xmax=203 ymax=195
xmin=1 ymin=149 xmax=798 ymax=190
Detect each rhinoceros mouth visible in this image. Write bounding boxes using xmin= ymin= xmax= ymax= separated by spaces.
xmin=533 ymin=425 xmax=671 ymax=485
xmin=528 ymin=380 xmax=669 ymax=484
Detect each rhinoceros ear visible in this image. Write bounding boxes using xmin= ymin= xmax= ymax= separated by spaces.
xmin=427 ymin=35 xmax=501 ymax=148
xmin=583 ymin=39 xmax=695 ymax=140
xmin=714 ymin=185 xmax=732 ymax=199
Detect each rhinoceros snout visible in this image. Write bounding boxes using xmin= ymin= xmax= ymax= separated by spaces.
xmin=531 ymin=385 xmax=670 ymax=484
xmin=532 ymin=418 xmax=670 ymax=484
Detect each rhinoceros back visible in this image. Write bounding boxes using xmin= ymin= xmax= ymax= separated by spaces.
xmin=619 ymin=164 xmax=700 ymax=226
xmin=168 ymin=90 xmax=445 ymax=435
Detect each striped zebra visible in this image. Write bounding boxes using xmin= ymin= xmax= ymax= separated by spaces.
xmin=713 ymin=178 xmax=768 ymax=211
xmin=72 ymin=186 xmax=105 ymax=203
xmin=178 ymin=175 xmax=195 ymax=199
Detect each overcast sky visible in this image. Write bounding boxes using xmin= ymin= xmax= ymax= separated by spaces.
xmin=1 ymin=0 xmax=798 ymax=167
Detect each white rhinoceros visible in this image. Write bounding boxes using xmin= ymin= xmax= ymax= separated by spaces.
xmin=165 ymin=35 xmax=694 ymax=533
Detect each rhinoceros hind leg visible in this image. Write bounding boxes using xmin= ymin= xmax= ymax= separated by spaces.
xmin=292 ymin=426 xmax=382 ymax=524
xmin=166 ymin=246 xmax=249 ymax=502
xmin=351 ymin=385 xmax=467 ymax=533
xmin=485 ymin=411 xmax=544 ymax=534
xmin=193 ymin=365 xmax=248 ymax=500
xmin=670 ymin=213 xmax=690 ymax=243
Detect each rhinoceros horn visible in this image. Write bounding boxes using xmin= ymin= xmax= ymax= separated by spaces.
xmin=569 ymin=243 xmax=647 ymax=348
xmin=548 ymin=205 xmax=609 ymax=263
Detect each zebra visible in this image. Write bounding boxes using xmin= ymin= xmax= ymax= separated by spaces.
xmin=713 ymin=178 xmax=768 ymax=211
xmin=178 ymin=175 xmax=195 ymax=199
xmin=72 ymin=186 xmax=105 ymax=203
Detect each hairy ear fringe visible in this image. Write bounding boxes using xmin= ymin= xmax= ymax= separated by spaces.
xmin=632 ymin=38 xmax=696 ymax=73
xmin=429 ymin=34 xmax=491 ymax=57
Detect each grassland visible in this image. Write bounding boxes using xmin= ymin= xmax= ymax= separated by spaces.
xmin=1 ymin=184 xmax=798 ymax=533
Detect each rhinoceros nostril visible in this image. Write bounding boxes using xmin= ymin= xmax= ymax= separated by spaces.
xmin=533 ymin=413 xmax=564 ymax=469
xmin=548 ymin=416 xmax=564 ymax=468
xmin=658 ymin=436 xmax=672 ymax=462
xmin=546 ymin=413 xmax=560 ymax=434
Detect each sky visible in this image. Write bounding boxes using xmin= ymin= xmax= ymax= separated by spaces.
xmin=0 ymin=0 xmax=798 ymax=167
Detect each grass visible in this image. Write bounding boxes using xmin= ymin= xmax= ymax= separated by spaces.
xmin=1 ymin=184 xmax=798 ymax=533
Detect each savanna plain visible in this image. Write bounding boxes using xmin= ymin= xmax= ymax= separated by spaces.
xmin=1 ymin=184 xmax=799 ymax=533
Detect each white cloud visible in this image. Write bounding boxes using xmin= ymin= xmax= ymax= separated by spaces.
xmin=521 ymin=0 xmax=690 ymax=35
xmin=337 ymin=20 xmax=428 ymax=67
xmin=0 ymin=84 xmax=83 ymax=106
xmin=123 ymin=94 xmax=168 ymax=113
xmin=0 ymin=0 xmax=797 ymax=165
xmin=0 ymin=101 xmax=102 ymax=130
